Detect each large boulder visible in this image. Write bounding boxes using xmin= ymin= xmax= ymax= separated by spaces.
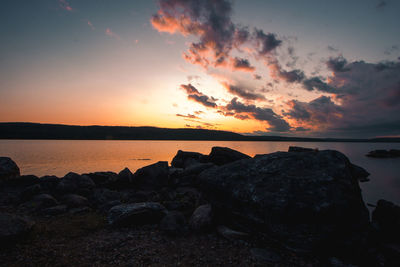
xmin=84 ymin=171 xmax=118 ymax=187
xmin=189 ymin=204 xmax=213 ymax=232
xmin=4 ymin=175 xmax=39 ymax=187
xmin=159 ymin=211 xmax=186 ymax=236
xmin=171 ymin=150 xmax=205 ymax=168
xmin=107 ymin=202 xmax=167 ymax=227
xmin=0 ymin=157 xmax=20 ymax=182
xmin=0 ymin=213 xmax=35 ymax=245
xmin=197 ymin=149 xmax=370 ymax=255
xmin=205 ymin=147 xmax=251 ymax=166
xmin=56 ymin=172 xmax=95 ymax=195
xmin=372 ymin=199 xmax=400 ymax=242
xmin=132 ymin=161 xmax=169 ymax=189
xmin=62 ymin=194 xmax=89 ymax=208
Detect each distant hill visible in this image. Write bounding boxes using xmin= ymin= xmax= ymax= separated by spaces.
xmin=0 ymin=122 xmax=399 ymax=142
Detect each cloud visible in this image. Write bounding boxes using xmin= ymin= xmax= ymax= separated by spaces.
xmin=253 ymin=74 xmax=262 ymax=80
xmin=253 ymin=29 xmax=282 ymax=56
xmin=231 ymin=57 xmax=255 ymax=72
xmin=302 ymin=77 xmax=337 ymax=93
xmin=176 ymin=113 xmax=199 ymax=119
xmin=326 ymin=56 xmax=350 ymax=72
xmin=105 ymin=28 xmax=120 ymax=40
xmin=224 ymin=97 xmax=291 ymax=132
xmin=59 ymin=0 xmax=73 ymax=12
xmin=284 ymin=59 xmax=400 ymax=137
xmin=151 ymin=0 xmax=281 ymax=70
xmin=180 ymin=83 xmax=217 ymax=108
xmin=221 ymin=82 xmax=265 ymax=101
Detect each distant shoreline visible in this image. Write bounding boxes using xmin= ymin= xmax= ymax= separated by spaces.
xmin=1 ymin=122 xmax=399 ymax=143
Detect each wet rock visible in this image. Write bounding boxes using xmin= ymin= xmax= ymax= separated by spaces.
xmin=69 ymin=206 xmax=91 ymax=215
xmin=205 ymin=147 xmax=251 ymax=166
xmin=189 ymin=204 xmax=213 ymax=232
xmin=40 ymin=205 xmax=67 ymax=216
xmin=159 ymin=211 xmax=186 ymax=236
xmin=198 ymin=149 xmax=370 ymax=255
xmin=250 ymin=248 xmax=281 ymax=263
xmin=217 ymin=225 xmax=249 ymax=241
xmin=56 ymin=172 xmax=95 ymax=196
xmin=0 ymin=157 xmax=20 ymax=182
xmin=62 ymin=194 xmax=89 ymax=208
xmin=372 ymin=199 xmax=400 ymax=242
xmin=0 ymin=213 xmax=35 ymax=245
xmin=366 ymin=149 xmax=400 ymax=158
xmin=171 ymin=150 xmax=205 ymax=168
xmin=99 ymin=200 xmax=122 ymax=213
xmin=132 ymin=161 xmax=169 ymax=190
xmin=107 ymin=202 xmax=168 ymax=227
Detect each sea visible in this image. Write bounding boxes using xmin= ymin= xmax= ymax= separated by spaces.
xmin=0 ymin=140 xmax=399 ymax=206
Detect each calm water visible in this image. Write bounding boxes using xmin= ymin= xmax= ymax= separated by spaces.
xmin=0 ymin=140 xmax=399 ymax=206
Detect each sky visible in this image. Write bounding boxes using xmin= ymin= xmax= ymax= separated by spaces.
xmin=0 ymin=0 xmax=399 ymax=138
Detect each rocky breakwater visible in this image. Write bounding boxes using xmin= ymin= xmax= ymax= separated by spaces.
xmin=0 ymin=146 xmax=399 ymax=266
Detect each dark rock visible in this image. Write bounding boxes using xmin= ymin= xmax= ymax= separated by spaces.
xmin=40 ymin=205 xmax=67 ymax=216
xmin=4 ymin=175 xmax=39 ymax=187
xmin=20 ymin=184 xmax=42 ymax=201
xmin=132 ymin=161 xmax=169 ymax=190
xmin=171 ymin=150 xmax=204 ymax=168
xmin=107 ymin=202 xmax=168 ymax=227
xmin=56 ymin=172 xmax=95 ymax=196
xmin=217 ymin=225 xmax=249 ymax=241
xmin=22 ymin=194 xmax=58 ymax=211
xmin=99 ymin=200 xmax=122 ymax=213
xmin=0 ymin=213 xmax=34 ymax=245
xmin=116 ymin=167 xmax=134 ymax=187
xmin=329 ymin=257 xmax=357 ymax=267
xmin=205 ymin=147 xmax=251 ymax=166
xmin=122 ymin=190 xmax=160 ymax=203
xmin=62 ymin=194 xmax=89 ymax=208
xmin=175 ymin=187 xmax=203 ymax=215
xmin=189 ymin=204 xmax=213 ymax=232
xmin=250 ymin=248 xmax=281 ymax=263
xmin=39 ymin=175 xmax=60 ymax=192
xmin=0 ymin=157 xmax=20 ymax=182
xmin=159 ymin=211 xmax=186 ymax=236
xmin=89 ymin=188 xmax=120 ymax=207
xmin=69 ymin=206 xmax=91 ymax=215
xmin=163 ymin=201 xmax=186 ymax=211
xmin=171 ymin=163 xmax=215 ymax=186
xmin=197 ymin=149 xmax=370 ymax=255
xmin=84 ymin=171 xmax=118 ymax=187
xmin=288 ymin=146 xmax=316 ymax=152
xmin=372 ymin=199 xmax=400 ymax=242
xmin=366 ymin=149 xmax=400 ymax=158
xmin=350 ymin=164 xmax=370 ymax=182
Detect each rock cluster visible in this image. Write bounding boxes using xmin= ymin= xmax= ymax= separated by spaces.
xmin=0 ymin=147 xmax=398 ymax=265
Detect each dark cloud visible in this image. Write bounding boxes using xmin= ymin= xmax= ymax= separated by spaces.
xmin=152 ymin=0 xmax=281 ymax=69
xmin=302 ymin=77 xmax=337 ymax=93
xmin=285 ymin=58 xmax=400 ymax=137
xmin=222 ymin=82 xmax=265 ymax=101
xmin=253 ymin=74 xmax=262 ymax=80
xmin=231 ymin=57 xmax=255 ymax=72
xmin=253 ymin=29 xmax=282 ymax=56
xmin=180 ymin=83 xmax=217 ymax=108
xmin=268 ymin=60 xmax=305 ymax=83
xmin=225 ymin=98 xmax=291 ymax=132
xmin=327 ymin=45 xmax=339 ymax=52
xmin=326 ymin=56 xmax=350 ymax=72
xmin=384 ymin=45 xmax=399 ymax=56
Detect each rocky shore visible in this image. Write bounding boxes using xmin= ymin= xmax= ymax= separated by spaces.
xmin=1 ymin=146 xmax=399 ymax=266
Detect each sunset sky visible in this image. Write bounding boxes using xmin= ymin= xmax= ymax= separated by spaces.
xmin=1 ymin=0 xmax=399 ymax=138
